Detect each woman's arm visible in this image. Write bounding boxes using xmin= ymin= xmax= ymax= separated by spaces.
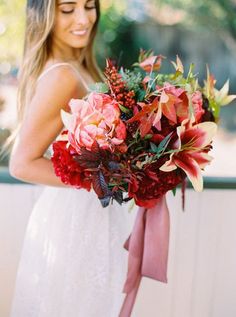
xmin=9 ymin=66 xmax=85 ymax=187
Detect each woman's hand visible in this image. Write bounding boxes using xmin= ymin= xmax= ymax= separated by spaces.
xmin=9 ymin=65 xmax=85 ymax=187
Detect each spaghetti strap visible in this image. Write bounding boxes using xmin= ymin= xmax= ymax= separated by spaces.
xmin=37 ymin=62 xmax=90 ymax=91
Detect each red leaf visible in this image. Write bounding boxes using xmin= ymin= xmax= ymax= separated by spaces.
xmin=139 ymin=116 xmax=152 ymax=137
xmin=162 ymin=94 xmax=178 ymax=123
xmin=127 ymin=101 xmax=157 ymax=124
xmin=91 ymin=140 xmax=100 ymax=154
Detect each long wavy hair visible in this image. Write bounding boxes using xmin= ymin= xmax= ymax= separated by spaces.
xmin=3 ymin=0 xmax=101 ymax=153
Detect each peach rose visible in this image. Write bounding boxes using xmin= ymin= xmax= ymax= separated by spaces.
xmin=61 ymin=92 xmax=127 ymax=153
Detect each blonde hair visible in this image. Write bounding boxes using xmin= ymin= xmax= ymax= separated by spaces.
xmin=3 ymin=0 xmax=102 ymax=153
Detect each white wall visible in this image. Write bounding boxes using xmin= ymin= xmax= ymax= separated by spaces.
xmin=0 ymin=184 xmax=236 ymax=317
xmin=134 ymin=189 xmax=236 ymax=317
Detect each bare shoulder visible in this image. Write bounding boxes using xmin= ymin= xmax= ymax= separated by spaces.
xmin=10 ymin=64 xmax=89 ymax=173
xmin=35 ymin=65 xmax=83 ymax=109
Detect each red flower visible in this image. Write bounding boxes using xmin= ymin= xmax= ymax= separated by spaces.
xmin=51 ymin=141 xmax=92 ymax=191
xmin=128 ymin=158 xmax=185 ymax=208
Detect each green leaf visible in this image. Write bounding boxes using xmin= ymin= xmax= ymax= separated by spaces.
xmin=150 ymin=142 xmax=159 ymax=153
xmin=186 ymin=63 xmax=195 ymax=82
xmin=136 ymin=89 xmax=146 ymax=101
xmin=209 ymin=98 xmax=220 ymax=119
xmin=118 ymin=104 xmax=132 ymax=114
xmin=172 ymin=187 xmax=177 ymax=196
xmin=134 ymin=146 xmax=144 ymax=152
xmin=144 ymin=134 xmax=153 ymax=139
xmin=154 ymin=132 xmax=173 ymax=156
xmin=88 ymin=82 xmax=109 ymax=93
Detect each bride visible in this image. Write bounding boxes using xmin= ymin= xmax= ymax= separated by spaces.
xmin=9 ymin=0 xmax=136 ymax=316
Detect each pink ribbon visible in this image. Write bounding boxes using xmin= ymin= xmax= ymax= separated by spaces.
xmin=119 ymin=195 xmax=170 ymax=317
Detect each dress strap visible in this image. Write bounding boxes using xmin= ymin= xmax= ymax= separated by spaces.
xmin=37 ymin=62 xmax=90 ymax=91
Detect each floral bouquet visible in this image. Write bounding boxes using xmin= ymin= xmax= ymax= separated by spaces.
xmin=51 ymin=50 xmax=235 ymax=316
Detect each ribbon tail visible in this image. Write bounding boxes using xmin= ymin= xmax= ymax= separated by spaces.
xmin=119 ymin=207 xmax=146 ymax=317
xmin=122 ymin=207 xmax=146 ymax=293
xmin=119 ymin=195 xmax=170 ymax=317
xmin=118 ymin=275 xmax=141 ymax=317
xmin=142 ymin=195 xmax=170 ymax=282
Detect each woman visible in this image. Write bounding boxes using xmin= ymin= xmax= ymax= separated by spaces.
xmin=9 ymin=1 xmax=136 ymax=316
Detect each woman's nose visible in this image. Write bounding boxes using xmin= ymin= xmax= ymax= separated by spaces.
xmin=74 ymin=8 xmax=89 ymax=26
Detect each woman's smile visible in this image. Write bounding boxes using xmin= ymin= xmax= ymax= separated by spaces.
xmin=52 ymin=0 xmax=97 ymax=51
xmin=71 ymin=29 xmax=89 ymax=36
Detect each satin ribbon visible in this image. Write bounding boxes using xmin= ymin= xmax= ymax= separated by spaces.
xmin=119 ymin=195 xmax=170 ymax=317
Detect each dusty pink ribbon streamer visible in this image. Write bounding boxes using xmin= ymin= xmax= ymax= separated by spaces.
xmin=119 ymin=195 xmax=170 ymax=317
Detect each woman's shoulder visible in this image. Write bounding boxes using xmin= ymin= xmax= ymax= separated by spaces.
xmin=35 ymin=62 xmax=88 ymax=101
xmin=37 ymin=61 xmax=79 ymax=86
xmin=30 ymin=63 xmax=85 ymax=112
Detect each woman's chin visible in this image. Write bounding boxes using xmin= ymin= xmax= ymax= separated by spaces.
xmin=70 ymin=40 xmax=90 ymax=49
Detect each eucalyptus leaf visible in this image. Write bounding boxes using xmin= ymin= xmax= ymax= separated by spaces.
xmin=88 ymin=82 xmax=109 ymax=93
xmin=150 ymin=142 xmax=159 ymax=153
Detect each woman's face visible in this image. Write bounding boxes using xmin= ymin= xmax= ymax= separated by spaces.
xmin=52 ymin=0 xmax=97 ymax=51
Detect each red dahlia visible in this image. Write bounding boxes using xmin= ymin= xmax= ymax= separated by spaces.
xmin=128 ymin=157 xmax=186 ymax=208
xmin=51 ymin=141 xmax=92 ymax=191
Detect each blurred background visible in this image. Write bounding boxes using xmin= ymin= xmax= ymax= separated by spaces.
xmin=0 ymin=0 xmax=236 ymax=174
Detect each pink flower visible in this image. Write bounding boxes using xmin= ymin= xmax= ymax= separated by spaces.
xmin=61 ymin=92 xmax=127 ymax=153
xmin=176 ymin=91 xmax=205 ymax=123
xmin=192 ymin=91 xmax=205 ymax=122
xmin=160 ymin=118 xmax=217 ymax=191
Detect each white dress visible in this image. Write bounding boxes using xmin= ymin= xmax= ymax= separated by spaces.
xmin=10 ymin=64 xmax=137 ymax=317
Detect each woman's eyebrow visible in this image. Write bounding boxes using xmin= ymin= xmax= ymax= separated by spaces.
xmin=58 ymin=1 xmax=77 ymax=5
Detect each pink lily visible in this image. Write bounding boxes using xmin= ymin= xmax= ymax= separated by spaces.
xmin=160 ymin=118 xmax=217 ymax=191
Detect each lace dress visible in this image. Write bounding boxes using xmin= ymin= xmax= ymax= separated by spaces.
xmin=10 ymin=63 xmax=137 ymax=317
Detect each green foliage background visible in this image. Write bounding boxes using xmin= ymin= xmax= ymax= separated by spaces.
xmin=1 ymin=0 xmax=236 ymax=66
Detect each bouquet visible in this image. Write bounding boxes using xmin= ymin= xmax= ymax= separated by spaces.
xmin=51 ymin=50 xmax=235 ymax=316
